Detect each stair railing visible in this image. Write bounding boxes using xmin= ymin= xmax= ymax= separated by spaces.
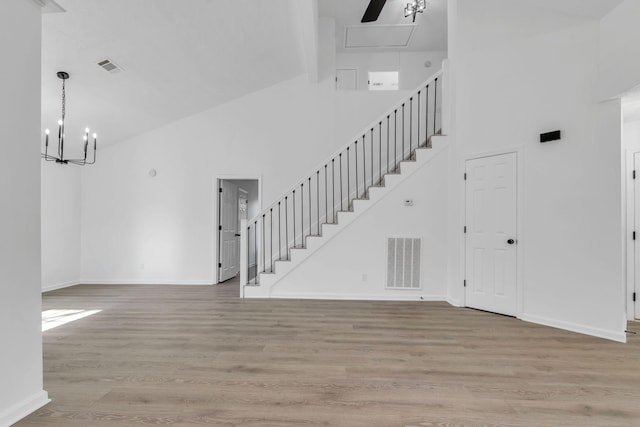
xmin=242 ymin=70 xmax=443 ymax=285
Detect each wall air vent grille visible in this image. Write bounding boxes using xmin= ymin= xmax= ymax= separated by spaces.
xmin=386 ymin=237 xmax=421 ymax=289
xmin=97 ymin=58 xmax=123 ymax=74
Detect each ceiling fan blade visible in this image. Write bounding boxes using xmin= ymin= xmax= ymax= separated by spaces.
xmin=361 ymin=0 xmax=387 ymax=23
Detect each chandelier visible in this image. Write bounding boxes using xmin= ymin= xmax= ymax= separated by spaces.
xmin=404 ymin=0 xmax=426 ymax=22
xmin=41 ymin=71 xmax=97 ymax=165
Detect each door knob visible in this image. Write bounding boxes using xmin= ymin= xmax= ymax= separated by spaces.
xmin=507 ymin=239 xmax=516 ymax=245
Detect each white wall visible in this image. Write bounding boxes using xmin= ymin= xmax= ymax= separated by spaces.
xmin=270 ymin=145 xmax=449 ymax=300
xmin=79 ymin=12 xmax=446 ymax=286
xmin=599 ymin=0 xmax=640 ymax=100
xmin=41 ymin=163 xmax=81 ymax=291
xmin=0 ymin=1 xmax=49 ymax=425
xmin=623 ymin=119 xmax=640 ymax=151
xmin=336 ymin=51 xmax=447 ymax=91
xmin=447 ymin=0 xmax=626 ymax=341
xmin=80 ymin=69 xmax=422 ymax=285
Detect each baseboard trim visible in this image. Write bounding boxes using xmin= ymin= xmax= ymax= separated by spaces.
xmin=0 ymin=390 xmax=49 ymax=427
xmin=42 ymin=280 xmax=80 ymax=293
xmin=446 ymin=298 xmax=463 ymax=307
xmin=264 ymin=293 xmax=447 ymax=302
xmin=521 ymin=313 xmax=627 ymax=343
xmin=81 ymin=279 xmax=213 ymax=286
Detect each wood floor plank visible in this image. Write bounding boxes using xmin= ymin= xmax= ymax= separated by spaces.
xmin=16 ymin=278 xmax=640 ymax=426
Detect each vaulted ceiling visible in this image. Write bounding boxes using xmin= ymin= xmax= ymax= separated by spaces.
xmin=40 ymin=0 xmax=626 ymax=147
xmin=41 ymin=0 xmax=305 ymax=146
xmin=319 ymin=0 xmax=448 ymax=52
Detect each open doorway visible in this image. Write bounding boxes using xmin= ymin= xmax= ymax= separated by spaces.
xmin=217 ymin=179 xmax=260 ymax=283
xmin=623 ymin=93 xmax=640 ymax=320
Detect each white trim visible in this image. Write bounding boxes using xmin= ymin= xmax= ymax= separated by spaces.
xmin=461 ymin=147 xmax=524 ymax=319
xmin=446 ymin=298 xmax=463 ymax=307
xmin=42 ymin=280 xmax=80 ymax=293
xmin=521 ymin=313 xmax=627 ymax=343
xmin=266 ymin=293 xmax=445 ymax=301
xmin=625 ymin=149 xmax=637 ymax=320
xmin=0 ymin=390 xmax=49 ymax=427
xmin=80 ymin=279 xmax=212 ymax=286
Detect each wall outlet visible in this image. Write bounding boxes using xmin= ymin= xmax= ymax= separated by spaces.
xmin=361 ymin=273 xmax=367 ymax=282
xmin=141 ymin=263 xmax=145 ymax=269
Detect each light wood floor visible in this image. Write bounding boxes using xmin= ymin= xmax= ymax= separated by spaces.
xmin=18 ymin=278 xmax=640 ymax=427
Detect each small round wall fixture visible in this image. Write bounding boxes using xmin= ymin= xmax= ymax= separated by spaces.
xmin=149 ymin=169 xmax=157 ymax=178
xmin=424 ymin=60 xmax=432 ymax=68
xmin=41 ymin=71 xmax=98 ymax=165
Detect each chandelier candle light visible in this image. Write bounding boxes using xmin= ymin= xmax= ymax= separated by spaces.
xmin=404 ymin=0 xmax=426 ymax=22
xmin=41 ymin=71 xmax=97 ymax=165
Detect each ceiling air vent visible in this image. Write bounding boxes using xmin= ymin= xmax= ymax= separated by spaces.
xmin=97 ymin=59 xmax=123 ymax=74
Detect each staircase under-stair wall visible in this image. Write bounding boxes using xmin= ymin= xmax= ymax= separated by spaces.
xmin=240 ymin=70 xmax=447 ymax=299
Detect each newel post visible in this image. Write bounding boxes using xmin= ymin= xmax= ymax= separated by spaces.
xmin=239 ymin=219 xmax=248 ymax=298
xmin=441 ymin=59 xmax=451 ymax=136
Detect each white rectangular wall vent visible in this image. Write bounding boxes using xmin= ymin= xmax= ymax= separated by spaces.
xmin=386 ymin=237 xmax=421 ymax=289
xmin=97 ymin=58 xmax=123 ymax=74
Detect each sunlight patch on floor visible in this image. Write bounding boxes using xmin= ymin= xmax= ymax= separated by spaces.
xmin=42 ymin=309 xmax=102 ymax=332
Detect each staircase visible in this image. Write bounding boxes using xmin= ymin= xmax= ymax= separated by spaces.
xmin=240 ymin=70 xmax=445 ymax=298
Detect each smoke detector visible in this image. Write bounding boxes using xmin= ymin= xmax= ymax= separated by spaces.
xmin=97 ymin=58 xmax=124 ymax=74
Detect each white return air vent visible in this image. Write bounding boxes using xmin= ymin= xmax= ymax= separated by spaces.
xmin=386 ymin=237 xmax=421 ymax=289
xmin=97 ymin=58 xmax=123 ymax=74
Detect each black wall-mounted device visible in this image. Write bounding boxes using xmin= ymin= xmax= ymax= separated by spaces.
xmin=540 ymin=130 xmax=561 ymax=143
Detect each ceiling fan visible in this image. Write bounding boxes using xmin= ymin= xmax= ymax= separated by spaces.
xmin=361 ymin=0 xmax=387 ymax=23
xmin=361 ymin=0 xmax=426 ymax=23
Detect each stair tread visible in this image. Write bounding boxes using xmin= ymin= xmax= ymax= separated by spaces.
xmin=246 ymin=133 xmax=447 ymax=289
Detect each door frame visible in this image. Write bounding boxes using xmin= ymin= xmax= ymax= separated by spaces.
xmin=461 ymin=147 xmax=524 ymax=319
xmin=214 ymin=175 xmax=262 ymax=284
xmin=625 ymin=149 xmax=638 ymax=320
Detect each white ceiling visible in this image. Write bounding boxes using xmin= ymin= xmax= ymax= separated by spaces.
xmin=508 ymin=0 xmax=623 ymax=19
xmin=40 ymin=0 xmax=626 ymax=148
xmin=319 ymin=0 xmax=448 ymax=53
xmin=41 ymin=0 xmax=304 ymax=146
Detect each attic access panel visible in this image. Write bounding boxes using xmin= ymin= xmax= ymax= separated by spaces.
xmin=345 ymin=24 xmax=416 ymax=49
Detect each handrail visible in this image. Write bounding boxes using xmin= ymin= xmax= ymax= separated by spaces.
xmin=242 ymin=68 xmax=444 ymax=284
xmin=247 ymin=69 xmax=443 ymax=225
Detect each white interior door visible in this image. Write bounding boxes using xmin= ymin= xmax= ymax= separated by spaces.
xmin=219 ymin=180 xmax=239 ymax=282
xmin=634 ymin=153 xmax=640 ymax=319
xmin=336 ymin=69 xmax=357 ymax=91
xmin=465 ymin=152 xmax=518 ymax=316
